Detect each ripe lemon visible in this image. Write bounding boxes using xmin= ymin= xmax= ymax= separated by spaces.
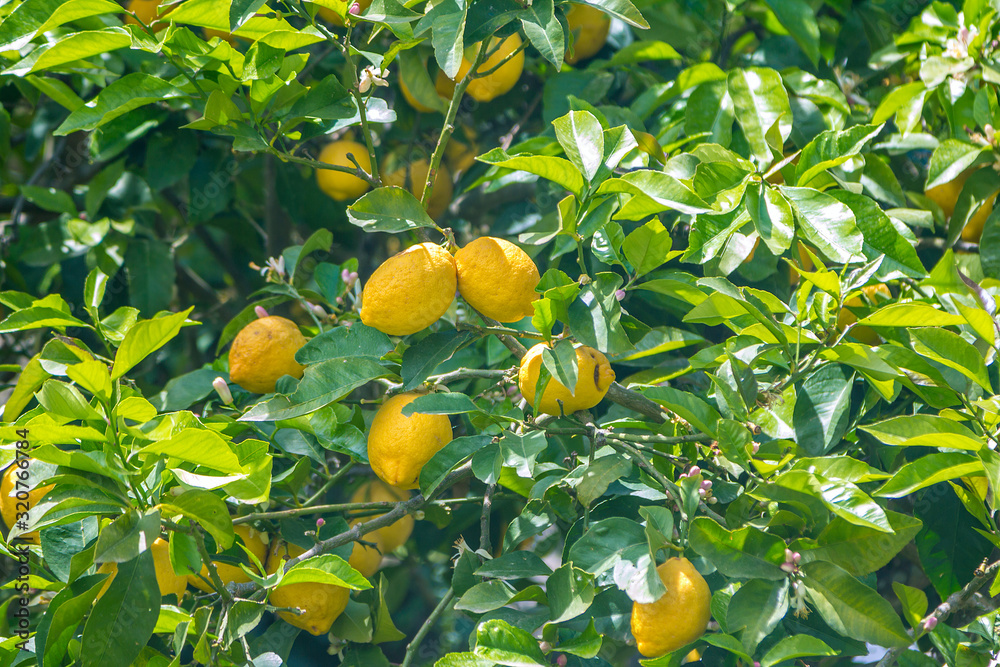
xmin=564 ymin=4 xmax=610 ymax=64
xmin=188 ymin=523 xmax=270 ymax=593
xmin=351 ymin=480 xmax=413 ymax=551
xmin=318 ymin=0 xmax=371 ymax=25
xmin=1 ymin=462 xmax=53 ymax=543
xmin=400 ymin=71 xmax=456 ymax=113
xmin=925 ymin=168 xmax=998 ymax=242
xmin=383 ymin=159 xmax=454 ymax=220
xmin=518 ymin=343 xmax=615 ymax=415
xmin=445 ymin=134 xmax=479 ymax=174
xmin=455 ymin=237 xmax=540 ymax=322
xmin=367 ymin=393 xmax=453 ymax=489
xmin=961 ymin=191 xmax=998 ymax=243
xmin=266 ymin=541 xmax=350 ymax=636
xmin=837 ymin=283 xmax=890 ymax=346
xmin=348 ymin=541 xmax=383 ymax=578
xmin=316 ymin=140 xmax=372 ymax=201
xmin=631 ymin=557 xmax=711 ymax=658
xmin=125 ymin=0 xmax=171 ymax=30
xmin=228 ymin=315 xmax=307 ymax=394
xmin=454 ymin=34 xmax=524 ymax=102
xmin=359 ymin=242 xmax=457 ymax=336
xmin=97 ymin=537 xmax=187 ymax=600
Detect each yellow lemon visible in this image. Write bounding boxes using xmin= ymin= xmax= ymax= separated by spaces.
xmin=348 ymin=541 xmax=383 ymax=578
xmin=925 ymin=170 xmax=970 ymax=220
xmin=400 ymin=71 xmax=456 ymax=113
xmin=359 ymin=242 xmax=457 ymax=336
xmin=455 ymin=237 xmax=540 ymax=322
xmin=445 ymin=134 xmax=479 ymax=174
xmin=188 ymin=523 xmax=270 ymax=593
xmin=837 ymin=283 xmax=891 ymax=346
xmin=318 ymin=0 xmax=372 ymax=25
xmin=383 ymin=159 xmax=454 ymax=220
xmin=316 ymin=140 xmax=372 ymax=201
xmin=518 ymin=343 xmax=615 ymax=415
xmin=266 ymin=541 xmax=350 ymax=636
xmin=454 ymin=34 xmax=524 ymax=102
xmin=125 ymin=0 xmax=171 ymax=31
xmin=631 ymin=557 xmax=712 ymax=658
xmin=564 ymin=4 xmax=610 ymax=64
xmin=228 ymin=316 xmax=307 ymax=394
xmin=367 ymin=393 xmax=453 ymax=489
xmin=961 ymin=191 xmax=998 ymax=243
xmin=97 ymin=537 xmax=187 ymax=600
xmin=350 ymin=480 xmax=413 ymax=552
xmin=788 ymin=240 xmax=815 ymax=287
xmin=1 ymin=462 xmax=53 ymax=543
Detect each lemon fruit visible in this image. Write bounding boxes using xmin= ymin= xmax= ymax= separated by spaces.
xmin=400 ymin=71 xmax=456 ymax=113
xmin=631 ymin=557 xmax=712 ymax=658
xmin=359 ymin=242 xmax=457 ymax=336
xmin=125 ymin=0 xmax=171 ymax=30
xmin=925 ymin=168 xmax=998 ymax=242
xmin=455 ymin=237 xmax=540 ymax=322
xmin=316 ymin=140 xmax=372 ymax=201
xmin=348 ymin=541 xmax=383 ymax=578
xmin=1 ymin=462 xmax=53 ymax=543
xmin=961 ymin=191 xmax=998 ymax=243
xmin=367 ymin=393 xmax=453 ymax=489
xmin=318 ymin=0 xmax=372 ymax=25
xmin=188 ymin=523 xmax=270 ymax=593
xmin=228 ymin=316 xmax=307 ymax=394
xmin=837 ymin=283 xmax=891 ymax=346
xmin=351 ymin=480 xmax=414 ymax=551
xmin=445 ymin=134 xmax=479 ymax=174
xmin=97 ymin=537 xmax=187 ymax=600
xmin=266 ymin=541 xmax=350 ymax=636
xmin=454 ymin=34 xmax=524 ymax=102
xmin=564 ymin=4 xmax=610 ymax=64
xmin=383 ymin=159 xmax=454 ymax=220
xmin=518 ymin=343 xmax=616 ymax=415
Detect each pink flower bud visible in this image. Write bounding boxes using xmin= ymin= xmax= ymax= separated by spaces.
xmin=701 ymin=480 xmax=713 ymax=490
xmin=213 ymin=377 xmax=234 ymax=405
xmin=336 ymin=296 xmax=344 ymax=305
xmin=348 ymin=1 xmax=360 ymax=14
xmin=793 ymin=552 xmax=801 ymax=564
xmin=780 ymin=562 xmax=796 ymax=573
xmin=785 ymin=548 xmax=794 ymax=562
xmin=556 ymin=656 xmax=567 ymax=667
xmin=923 ymin=616 xmax=938 ymax=631
xmin=751 ymin=442 xmax=760 ymax=454
xmin=755 ymin=663 xmax=761 ymax=667
xmin=615 ymin=289 xmax=626 ymax=301
xmin=341 ymin=268 xmax=352 ymax=283
xmin=689 ymin=466 xmax=701 ymax=476
xmin=698 ymin=488 xmax=707 ymax=497
xmin=254 ymin=306 xmax=269 ymax=319
xmin=316 ymin=518 xmax=325 ymax=528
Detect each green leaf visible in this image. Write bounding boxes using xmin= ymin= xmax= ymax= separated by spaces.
xmin=547 ymin=564 xmax=595 ymax=623
xmin=688 ymin=517 xmax=786 ymax=579
xmin=400 ymin=331 xmax=475 ymax=391
xmin=727 ymin=579 xmax=788 ymax=652
xmin=111 ymin=308 xmax=194 ymax=380
xmin=56 ymin=74 xmax=185 ymax=135
xmin=403 ymin=392 xmax=481 ymax=416
xmin=876 ymin=453 xmax=985 ymax=498
xmin=455 ymin=580 xmax=517 ymax=613
xmin=521 ymin=0 xmax=564 ymax=68
xmin=541 ymin=340 xmax=579 ymax=394
xmin=475 ymin=552 xmax=553 ymax=580
xmin=623 ymin=219 xmax=672 ymax=277
xmin=80 ymin=549 xmax=160 ymax=667
xmin=804 ymin=510 xmax=923 ymax=576
xmin=859 ymin=303 xmax=965 ymax=327
xmin=230 ymin=0 xmax=269 ymax=31
xmin=748 ymin=183 xmax=794 ymax=255
xmin=553 ymin=110 xmax=604 ymax=182
xmin=347 ymin=186 xmax=437 ymax=232
xmin=138 ymin=428 xmax=245 ymax=474
xmin=157 ymin=490 xmax=235 ymax=551
xmin=20 ymin=185 xmax=77 ymax=214
xmin=925 ymin=139 xmax=986 ymax=190
xmin=38 ymin=574 xmax=106 ymax=666
xmin=126 ymin=239 xmax=176 ymax=316
xmin=830 ymin=191 xmax=926 ymax=278
xmin=280 ymin=554 xmax=372 ymax=590
xmin=909 ymin=327 xmax=993 ymax=392
xmin=643 ymin=386 xmax=721 ymax=437
xmin=892 ymin=581 xmax=928 ymax=631
xmin=762 ymin=0 xmax=820 ymax=64
xmin=2 ymin=356 xmax=50 ymax=421
xmin=474 ymin=619 xmax=548 ymax=666
xmin=4 ymin=28 xmax=133 ymax=76
xmin=800 ymin=561 xmax=911 ymax=648
xmin=0 ymin=0 xmax=123 ymax=51
xmin=727 ymin=67 xmax=791 ymax=167
xmin=553 ymin=619 xmax=602 ymax=658
xmin=597 ymin=170 xmax=713 ymax=217
xmin=860 ymin=415 xmax=983 ymax=451
xmin=419 ymin=434 xmax=492 ymax=497
xmin=606 ymin=40 xmax=680 ymax=67
xmin=781 ymin=186 xmax=863 ymax=263
xmin=576 ymin=0 xmax=648 ymax=29
xmin=760 ymin=635 xmax=837 ymax=667
xmin=795 ymin=124 xmax=883 ymax=187
xmin=792 ymin=363 xmax=853 ymax=456
xmin=93 ymin=509 xmax=161 ymax=564
xmin=770 ymin=470 xmax=892 ymax=532
xmin=478 ymin=148 xmax=587 ymax=199
xmin=567 ymin=455 xmax=632 ymax=507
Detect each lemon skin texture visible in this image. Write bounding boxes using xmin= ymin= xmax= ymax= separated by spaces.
xmin=631 ymin=557 xmax=712 ymax=658
xmin=228 ymin=316 xmax=308 ymax=394
xmin=518 ymin=343 xmax=616 ymax=415
xmin=384 ymin=159 xmax=453 ymax=220
xmin=564 ymin=4 xmax=610 ymax=64
xmin=455 ymin=34 xmax=524 ymax=102
xmin=455 ymin=237 xmax=540 ymax=322
xmin=350 ymin=480 xmax=414 ymax=551
xmin=188 ymin=524 xmax=270 ymax=592
xmin=367 ymin=393 xmax=453 ymax=489
xmin=400 ymin=71 xmax=456 ymax=113
xmin=1 ymin=462 xmax=53 ymax=543
xmin=316 ymin=140 xmax=372 ymax=201
xmin=837 ymin=284 xmax=890 ymax=346
xmin=266 ymin=542 xmax=350 ymax=636
xmin=97 ymin=537 xmax=188 ymax=600
xmin=125 ymin=0 xmax=171 ymax=30
xmin=359 ymin=242 xmax=457 ymax=336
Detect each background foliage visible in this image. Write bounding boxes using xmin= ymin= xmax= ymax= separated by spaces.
xmin=2 ymin=0 xmax=1000 ymax=665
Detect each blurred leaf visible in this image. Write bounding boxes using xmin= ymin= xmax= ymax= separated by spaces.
xmin=347 ymin=187 xmax=438 ymax=232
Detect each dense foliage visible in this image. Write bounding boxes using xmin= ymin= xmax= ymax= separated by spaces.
xmin=2 ymin=0 xmax=1000 ymax=665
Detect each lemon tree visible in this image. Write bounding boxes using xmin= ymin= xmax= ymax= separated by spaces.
xmin=3 ymin=0 xmax=1000 ymax=666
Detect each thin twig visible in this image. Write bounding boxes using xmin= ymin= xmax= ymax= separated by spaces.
xmin=399 ymin=587 xmax=456 ymax=667
xmin=480 ymin=484 xmax=496 ymax=554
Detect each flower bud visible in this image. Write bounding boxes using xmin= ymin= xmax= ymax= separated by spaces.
xmin=254 ymin=306 xmax=269 ymax=319
xmin=349 ymin=1 xmax=360 ymax=13
xmin=780 ymin=562 xmax=796 ymax=573
xmin=751 ymin=442 xmax=760 ymax=454
xmin=923 ymin=616 xmax=938 ymax=631
xmin=316 ymin=518 xmax=325 ymax=528
xmin=539 ymin=642 xmax=552 ymax=653
xmin=701 ymin=480 xmax=713 ymax=490
xmin=556 ymin=656 xmax=567 ymax=667
xmin=689 ymin=466 xmax=701 ymax=476
xmin=213 ymin=377 xmax=234 ymax=405
xmin=615 ymin=289 xmax=626 ymax=301
xmin=785 ymin=548 xmax=795 ymax=562
xmin=793 ymin=552 xmax=801 ymax=564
